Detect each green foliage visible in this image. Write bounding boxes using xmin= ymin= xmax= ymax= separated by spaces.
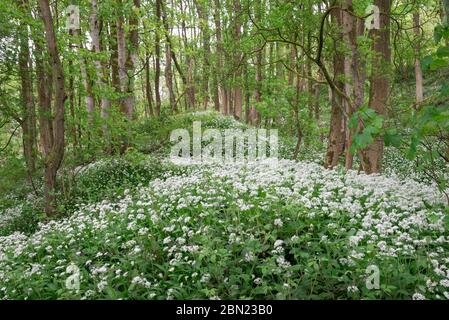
xmin=0 ymin=156 xmax=447 ymax=300
xmin=349 ymin=106 xmax=384 ymax=154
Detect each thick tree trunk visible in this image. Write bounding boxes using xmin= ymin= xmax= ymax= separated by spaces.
xmin=361 ymin=0 xmax=391 ymax=174
xmin=38 ymin=0 xmax=67 ymax=216
xmin=325 ymin=5 xmax=345 ymax=169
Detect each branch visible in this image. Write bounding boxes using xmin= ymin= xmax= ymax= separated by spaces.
xmin=0 ymin=124 xmax=20 ymax=153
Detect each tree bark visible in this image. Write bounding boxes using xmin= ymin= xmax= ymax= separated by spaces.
xmin=194 ymin=0 xmax=211 ymax=109
xmin=361 ymin=0 xmax=391 ymax=174
xmin=117 ymin=1 xmax=128 ymax=116
xmin=145 ymin=53 xmax=155 ymax=117
xmin=161 ymin=3 xmax=176 ymax=114
xmin=344 ymin=0 xmax=366 ymax=170
xmin=413 ymin=10 xmax=424 ymax=103
xmin=213 ymin=0 xmax=226 ymax=114
xmin=90 ymin=0 xmax=111 ymax=137
xmin=232 ymin=0 xmax=243 ymax=120
xmin=155 ymin=0 xmax=162 ymax=116
xmin=18 ymin=0 xmax=36 ymax=175
xmin=38 ymin=0 xmax=67 ymax=216
xmin=124 ymin=0 xmax=140 ymax=119
xmin=325 ymin=4 xmax=345 ymax=169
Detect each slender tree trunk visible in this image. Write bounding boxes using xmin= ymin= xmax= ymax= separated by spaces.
xmin=18 ymin=0 xmax=36 ymax=175
xmin=293 ymin=45 xmax=304 ymax=159
xmin=214 ymin=0 xmax=226 ymax=114
xmin=90 ymin=0 xmax=111 ymax=139
xmin=68 ymin=59 xmax=78 ymax=152
xmin=161 ymin=0 xmax=187 ymax=110
xmin=71 ymin=28 xmax=94 ymax=125
xmin=163 ymin=42 xmax=175 ymax=112
xmin=413 ymin=10 xmax=424 ymax=103
xmin=194 ymin=0 xmax=211 ymax=109
xmin=117 ymin=2 xmax=127 ymax=115
xmin=109 ymin=22 xmax=120 ymax=93
xmin=155 ymin=0 xmax=162 ymax=116
xmin=232 ymin=0 xmax=243 ymax=120
xmin=244 ymin=62 xmax=250 ymax=123
xmin=344 ymin=0 xmax=366 ymax=170
xmin=250 ymin=0 xmax=264 ymax=125
xmin=145 ymin=53 xmax=155 ymax=117
xmin=442 ymin=0 xmax=449 ymax=24
xmin=38 ymin=0 xmax=67 ymax=216
xmin=124 ymin=0 xmax=140 ymax=119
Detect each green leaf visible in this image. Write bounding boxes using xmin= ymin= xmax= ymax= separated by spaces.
xmin=440 ymin=83 xmax=449 ymax=97
xmin=430 ymin=57 xmax=448 ymax=70
xmin=421 ymin=55 xmax=433 ymax=70
xmin=434 ymin=25 xmax=443 ymax=44
xmin=384 ymin=128 xmax=401 ymax=147
xmin=407 ymin=134 xmax=419 ymax=160
xmin=349 ymin=113 xmax=359 ymax=130
xmin=437 ymin=46 xmax=449 ymax=58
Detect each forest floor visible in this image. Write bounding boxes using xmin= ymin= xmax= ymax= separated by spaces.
xmin=0 ymin=111 xmax=448 ymax=300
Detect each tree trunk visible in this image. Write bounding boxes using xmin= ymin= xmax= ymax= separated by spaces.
xmin=90 ymin=0 xmax=111 ymax=138
xmin=155 ymin=0 xmax=162 ymax=116
xmin=213 ymin=0 xmax=226 ymax=114
xmin=38 ymin=0 xmax=67 ymax=216
xmin=145 ymin=53 xmax=155 ymax=117
xmin=442 ymin=0 xmax=449 ymax=24
xmin=413 ymin=10 xmax=424 ymax=103
xmin=344 ymin=0 xmax=366 ymax=170
xmin=164 ymin=42 xmax=176 ymax=112
xmin=117 ymin=1 xmax=128 ymax=116
xmin=72 ymin=28 xmax=94 ymax=125
xmin=194 ymin=0 xmax=211 ymax=109
xmin=361 ymin=0 xmax=391 ymax=174
xmin=232 ymin=0 xmax=243 ymax=120
xmin=161 ymin=0 xmax=187 ymax=111
xmin=18 ymin=0 xmax=36 ymax=175
xmin=325 ymin=5 xmax=345 ymax=169
xmin=293 ymin=46 xmax=304 ymax=159
xmin=124 ymin=0 xmax=140 ymax=119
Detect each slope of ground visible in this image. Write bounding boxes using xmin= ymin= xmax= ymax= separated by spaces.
xmin=0 ymin=157 xmax=448 ymax=300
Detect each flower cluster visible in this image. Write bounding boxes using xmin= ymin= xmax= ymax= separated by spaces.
xmin=0 ymin=156 xmax=448 ymax=300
